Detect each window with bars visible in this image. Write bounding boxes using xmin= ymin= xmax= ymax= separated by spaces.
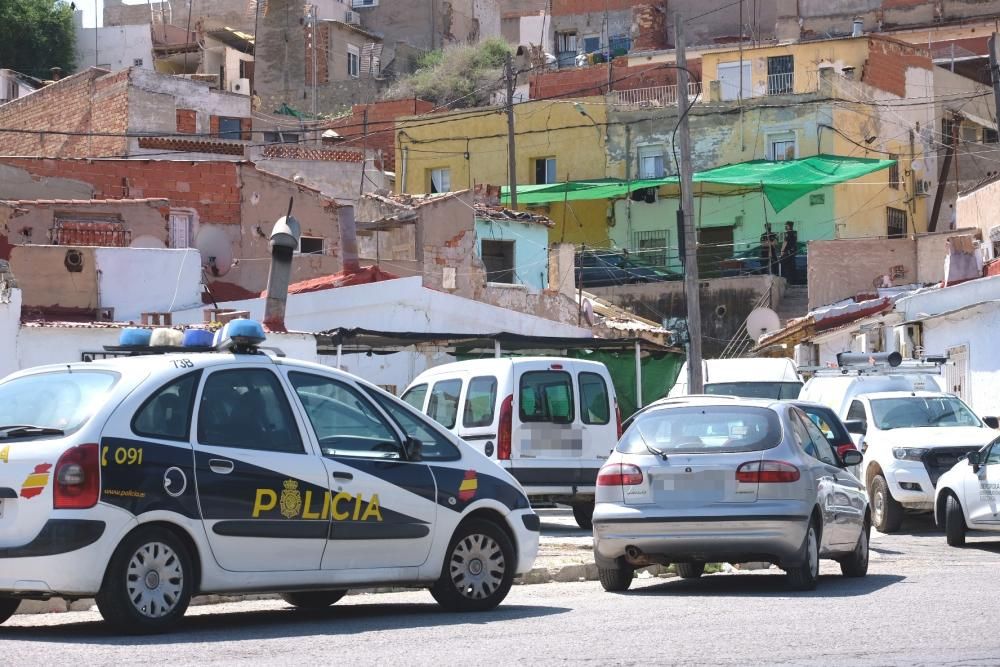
xmin=633 ymin=230 xmax=669 ymax=267
xmin=889 ymin=153 xmax=900 ymax=190
xmin=984 ymin=128 xmax=999 ymax=144
xmin=887 ymin=207 xmax=907 ymax=239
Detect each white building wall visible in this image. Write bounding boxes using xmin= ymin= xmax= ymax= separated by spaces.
xmin=75 ymin=24 xmax=155 ymax=71
xmin=0 ymin=288 xmax=22 ymax=380
xmin=95 ymin=248 xmax=203 ymax=322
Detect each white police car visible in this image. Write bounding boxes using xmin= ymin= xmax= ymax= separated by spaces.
xmin=0 ymin=320 xmax=538 ymax=633
xmin=935 ymin=436 xmax=1000 ymax=546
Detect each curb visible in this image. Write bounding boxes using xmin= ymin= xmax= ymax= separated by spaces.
xmin=12 ymin=562 xmax=675 ymax=616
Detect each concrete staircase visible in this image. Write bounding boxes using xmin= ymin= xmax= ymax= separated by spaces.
xmin=776 ymin=285 xmax=809 ymax=326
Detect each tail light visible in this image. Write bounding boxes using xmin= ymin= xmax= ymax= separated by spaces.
xmin=497 ymin=394 xmax=513 ymax=460
xmin=615 ymin=401 xmax=623 ymax=440
xmin=53 ymin=444 xmax=100 ymax=510
xmin=597 ymin=462 xmax=644 ymax=486
xmin=736 ymin=460 xmax=800 ymax=483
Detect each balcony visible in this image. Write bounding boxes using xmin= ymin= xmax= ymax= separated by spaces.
xmin=766 ymin=72 xmax=794 ymax=96
xmin=614 ymin=82 xmax=702 ymax=107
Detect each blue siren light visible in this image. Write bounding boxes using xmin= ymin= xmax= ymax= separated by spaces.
xmin=217 ymin=319 xmax=267 ymax=351
xmin=182 ymin=329 xmax=215 ymax=348
xmin=119 ymin=328 xmax=152 ymax=347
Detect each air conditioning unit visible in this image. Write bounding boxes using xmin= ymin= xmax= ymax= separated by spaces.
xmin=344 ymin=10 xmax=360 ymax=24
xmin=914 ymin=179 xmax=932 ymax=196
xmin=229 ymin=78 xmax=251 ymax=94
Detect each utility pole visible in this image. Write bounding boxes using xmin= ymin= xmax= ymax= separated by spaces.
xmin=504 ymin=51 xmax=518 ymax=208
xmin=309 ymin=5 xmax=319 ymax=118
xmin=675 ymin=14 xmax=704 ymax=393
xmin=989 ymin=34 xmax=1000 ymax=142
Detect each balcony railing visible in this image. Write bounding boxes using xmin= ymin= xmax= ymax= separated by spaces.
xmin=614 ymin=82 xmax=702 ymax=107
xmin=766 ymin=72 xmax=794 ymax=96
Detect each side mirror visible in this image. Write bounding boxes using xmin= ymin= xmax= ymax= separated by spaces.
xmin=845 ymin=419 xmax=867 ymax=436
xmin=403 ymin=436 xmax=423 ymax=462
xmin=984 ymin=416 xmax=999 ymax=429
xmin=840 ymin=449 xmax=864 ymax=467
xmin=967 ymin=450 xmax=982 ymax=467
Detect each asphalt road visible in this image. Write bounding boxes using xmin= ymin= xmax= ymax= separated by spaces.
xmin=4 ymin=511 xmax=1000 ymax=666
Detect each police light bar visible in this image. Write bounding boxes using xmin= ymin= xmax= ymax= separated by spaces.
xmin=215 ymin=319 xmax=267 ymax=353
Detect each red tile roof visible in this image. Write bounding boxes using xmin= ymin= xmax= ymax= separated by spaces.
xmin=261 ymin=265 xmax=399 ymax=297
xmin=137 ymin=137 xmax=246 ymax=156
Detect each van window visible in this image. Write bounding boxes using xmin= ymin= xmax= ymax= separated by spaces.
xmin=579 ymin=372 xmax=610 ymax=425
xmin=463 ymin=376 xmax=498 ymax=428
xmin=519 ymin=371 xmax=574 ymax=424
xmin=427 ymin=379 xmax=463 ymax=429
xmin=401 ymin=383 xmax=428 ymax=410
xmin=704 ymin=381 xmax=802 ymax=399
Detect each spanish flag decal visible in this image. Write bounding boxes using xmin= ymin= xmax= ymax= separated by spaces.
xmin=21 ymin=463 xmax=52 ymax=499
xmin=458 ymin=470 xmax=478 ymax=502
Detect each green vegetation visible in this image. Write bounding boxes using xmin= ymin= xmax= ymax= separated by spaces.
xmin=384 ymin=38 xmax=511 ymax=108
xmin=0 ymin=0 xmax=76 ymax=79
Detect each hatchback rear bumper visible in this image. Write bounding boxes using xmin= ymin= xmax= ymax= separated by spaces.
xmin=593 ymin=514 xmax=810 ymax=569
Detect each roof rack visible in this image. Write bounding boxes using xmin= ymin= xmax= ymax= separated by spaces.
xmin=801 ymin=351 xmax=946 ymax=378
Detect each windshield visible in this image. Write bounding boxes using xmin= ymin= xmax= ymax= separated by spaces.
xmin=704 ymin=382 xmax=802 ymax=400
xmin=0 ymin=371 xmax=119 ymax=436
xmin=619 ymin=405 xmax=782 ymax=454
xmin=870 ymin=396 xmax=982 ymax=430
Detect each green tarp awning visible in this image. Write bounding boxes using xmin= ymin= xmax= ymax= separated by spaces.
xmin=500 ymin=154 xmax=896 ymax=212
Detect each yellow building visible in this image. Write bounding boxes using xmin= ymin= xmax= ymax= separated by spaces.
xmin=396 ymin=98 xmax=615 ymax=245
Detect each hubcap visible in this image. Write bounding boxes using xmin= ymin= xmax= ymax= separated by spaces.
xmin=126 ymin=542 xmax=184 ymax=618
xmin=449 ymin=533 xmax=505 ymax=600
xmin=807 ymin=527 xmax=818 ymax=579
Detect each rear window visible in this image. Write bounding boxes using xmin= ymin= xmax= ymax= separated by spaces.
xmin=401 ymin=383 xmax=427 ymax=410
xmin=519 ymin=371 xmax=574 ymax=424
xmin=0 ymin=370 xmax=119 ymax=435
xmin=463 ymin=376 xmax=498 ymax=428
xmin=579 ymin=372 xmax=610 ymax=425
xmin=427 ymin=379 xmax=463 ymax=429
xmin=704 ymin=382 xmax=802 ymax=400
xmin=619 ymin=405 xmax=782 ymax=454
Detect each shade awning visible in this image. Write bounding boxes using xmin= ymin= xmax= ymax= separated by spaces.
xmin=501 ymin=154 xmax=896 ymax=212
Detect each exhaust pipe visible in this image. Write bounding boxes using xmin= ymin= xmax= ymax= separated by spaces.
xmin=624 ymin=545 xmax=652 ymax=566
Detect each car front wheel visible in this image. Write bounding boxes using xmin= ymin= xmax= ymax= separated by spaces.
xmin=871 ymin=475 xmax=903 ymax=534
xmin=280 ymin=590 xmax=348 ymax=609
xmin=945 ymin=494 xmax=967 ymax=547
xmin=95 ymin=527 xmax=193 ymax=634
xmin=430 ymin=519 xmax=515 ymax=612
xmin=0 ymin=597 xmax=19 ymax=625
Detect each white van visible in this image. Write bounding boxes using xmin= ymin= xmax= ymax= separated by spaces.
xmin=668 ymin=358 xmax=803 ymax=399
xmin=798 ymin=372 xmax=943 ymax=418
xmin=402 ymin=358 xmax=621 ymax=528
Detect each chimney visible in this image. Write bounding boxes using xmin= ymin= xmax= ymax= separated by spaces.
xmin=851 ymin=18 xmax=863 ymax=37
xmin=339 ymin=205 xmax=361 ymax=274
xmin=50 ymin=67 xmax=62 ymax=81
xmin=263 ymin=206 xmax=301 ymax=332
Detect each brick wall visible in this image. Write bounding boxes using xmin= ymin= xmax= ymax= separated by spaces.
xmin=325 ymin=98 xmax=436 ymax=171
xmin=305 ymin=23 xmax=331 ymax=85
xmin=0 ymin=158 xmax=242 ymax=224
xmin=0 ymin=68 xmax=130 ymax=158
xmin=176 ymin=109 xmax=197 ymax=134
xmin=529 ymin=59 xmax=702 ymax=100
xmin=862 ymin=37 xmax=933 ymax=98
xmin=633 ymin=3 xmax=668 ymax=51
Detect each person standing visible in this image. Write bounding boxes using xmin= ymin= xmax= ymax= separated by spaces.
xmin=780 ymin=221 xmax=798 ymax=283
xmin=759 ymin=223 xmax=778 ymax=275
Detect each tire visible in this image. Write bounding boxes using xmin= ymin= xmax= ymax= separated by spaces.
xmin=870 ymin=474 xmax=904 ymax=534
xmin=676 ymin=562 xmax=705 ymax=579
xmin=786 ymin=522 xmax=820 ymax=591
xmin=280 ymin=590 xmax=347 ymax=609
xmin=572 ymin=502 xmax=594 ymax=530
xmin=840 ymin=520 xmax=870 ymax=578
xmin=0 ymin=597 xmax=19 ymax=625
xmin=945 ymin=494 xmax=967 ymax=547
xmin=598 ymin=563 xmax=634 ymax=592
xmin=430 ymin=519 xmax=516 ymax=612
xmin=95 ymin=527 xmax=193 ymax=634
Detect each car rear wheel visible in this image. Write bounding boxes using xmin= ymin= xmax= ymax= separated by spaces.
xmin=0 ymin=597 xmax=19 ymax=625
xmin=430 ymin=519 xmax=515 ymax=612
xmin=839 ymin=520 xmax=870 ymax=577
xmin=280 ymin=591 xmax=347 ymax=609
xmin=786 ymin=522 xmax=819 ymax=591
xmin=571 ymin=502 xmax=594 ymax=530
xmin=871 ymin=475 xmax=903 ymax=534
xmin=676 ymin=562 xmax=705 ymax=579
xmin=95 ymin=527 xmax=193 ymax=634
xmin=945 ymin=494 xmax=967 ymax=547
xmin=598 ymin=562 xmax=634 ymax=592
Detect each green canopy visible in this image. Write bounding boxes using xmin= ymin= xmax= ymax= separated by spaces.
xmin=501 ymin=155 xmax=896 ymax=213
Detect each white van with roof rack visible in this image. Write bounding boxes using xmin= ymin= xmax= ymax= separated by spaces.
xmin=668 ymin=358 xmax=803 ymax=400
xmin=402 ymin=357 xmax=621 ymax=529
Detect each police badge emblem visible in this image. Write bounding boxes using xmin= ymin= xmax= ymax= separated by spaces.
xmin=279 ymin=479 xmax=302 ymax=519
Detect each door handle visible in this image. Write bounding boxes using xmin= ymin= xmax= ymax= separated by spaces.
xmin=332 ymin=471 xmax=353 ymax=481
xmin=208 ymin=459 xmax=234 ymax=475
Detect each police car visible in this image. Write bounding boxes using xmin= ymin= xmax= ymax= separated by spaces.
xmin=0 ymin=320 xmax=539 ymax=634
xmin=935 ymin=436 xmax=1000 ymax=546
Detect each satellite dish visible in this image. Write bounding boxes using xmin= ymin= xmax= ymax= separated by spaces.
xmin=746 ymin=307 xmax=782 ymax=340
xmin=194 ymin=226 xmax=234 ymax=277
xmin=582 ymin=298 xmax=595 ymax=326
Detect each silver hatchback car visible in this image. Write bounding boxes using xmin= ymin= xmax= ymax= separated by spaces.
xmin=593 ymin=397 xmax=869 ymax=591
